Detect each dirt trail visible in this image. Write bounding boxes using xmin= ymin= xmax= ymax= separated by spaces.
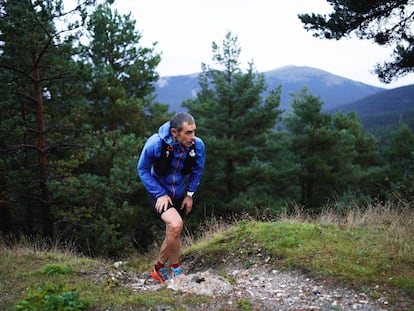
xmin=108 ymin=260 xmax=412 ymax=310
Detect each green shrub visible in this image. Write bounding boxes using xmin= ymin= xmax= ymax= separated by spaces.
xmin=40 ymin=264 xmax=73 ymax=276
xmin=15 ymin=282 xmax=88 ymax=311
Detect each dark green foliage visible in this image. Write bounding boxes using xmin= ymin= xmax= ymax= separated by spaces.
xmin=184 ymin=32 xmax=283 ymax=216
xmin=284 ymin=88 xmax=381 ymax=207
xmin=58 ymin=1 xmax=166 ymax=255
xmin=83 ymin=1 xmax=163 ymax=135
xmin=0 ymin=0 xmax=168 ymax=256
xmin=386 ymin=125 xmax=414 ymax=179
xmin=1 ymin=1 xmax=412 ymax=258
xmin=0 ymin=0 xmax=94 ymax=236
xmin=15 ymin=282 xmax=88 ymax=311
xmin=383 ymin=125 xmax=414 ymax=203
xmin=285 ymin=88 xmax=334 ymax=206
xmin=40 ymin=264 xmax=73 ymax=276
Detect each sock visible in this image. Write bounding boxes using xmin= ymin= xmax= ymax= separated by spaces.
xmin=154 ymin=261 xmax=164 ymax=271
xmin=171 ymin=263 xmax=180 ymax=269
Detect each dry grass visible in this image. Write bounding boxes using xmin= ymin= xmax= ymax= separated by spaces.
xmin=1 ymin=200 xmax=413 ymax=310
xmin=182 ymin=215 xmax=234 ymax=249
xmin=278 ymin=200 xmax=414 ymax=258
xmin=279 ymin=200 xmax=413 ymax=228
xmin=183 ymin=200 xmax=413 ymax=261
xmin=184 ymin=200 xmax=414 ymax=250
xmin=1 ymin=234 xmax=81 ymax=260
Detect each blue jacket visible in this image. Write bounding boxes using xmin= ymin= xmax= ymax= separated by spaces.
xmin=137 ymin=121 xmax=205 ymax=199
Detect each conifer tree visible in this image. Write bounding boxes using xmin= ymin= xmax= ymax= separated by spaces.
xmin=284 ymin=88 xmax=333 ymax=206
xmin=285 ymin=88 xmax=381 ymax=207
xmin=184 ymin=32 xmax=283 ymax=215
xmin=83 ymin=0 xmax=164 ymax=135
xmin=0 ymin=0 xmax=94 ymax=236
xmin=332 ymin=111 xmax=381 ymax=198
xmin=49 ymin=1 xmax=168 ymax=255
xmin=386 ymin=124 xmax=414 ymax=179
xmin=384 ymin=124 xmax=414 ymax=202
xmin=299 ymin=0 xmax=414 ymax=83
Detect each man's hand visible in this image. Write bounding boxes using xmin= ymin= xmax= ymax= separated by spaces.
xmin=181 ymin=196 xmax=193 ymax=215
xmin=155 ymin=195 xmax=172 ymax=213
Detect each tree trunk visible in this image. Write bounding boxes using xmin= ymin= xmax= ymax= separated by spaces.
xmin=22 ymin=106 xmax=34 ymax=234
xmin=33 ymin=54 xmax=53 ymax=237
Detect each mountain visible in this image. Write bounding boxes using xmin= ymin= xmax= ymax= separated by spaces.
xmin=264 ymin=66 xmax=384 ymax=112
xmin=329 ymin=84 xmax=414 ymax=130
xmin=154 ymin=66 xmax=385 ymax=112
xmin=155 ymin=73 xmax=200 ymax=112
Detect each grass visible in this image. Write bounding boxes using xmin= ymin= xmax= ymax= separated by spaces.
xmin=0 ymin=248 xmax=177 ymax=310
xmin=1 ymin=201 xmax=413 ymax=310
xmin=183 ymin=203 xmax=414 ymax=296
xmin=281 ymin=202 xmax=414 ymax=289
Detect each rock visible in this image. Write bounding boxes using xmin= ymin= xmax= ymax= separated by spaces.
xmin=113 ymin=261 xmax=126 ymax=269
xmin=167 ymin=271 xmax=233 ymax=297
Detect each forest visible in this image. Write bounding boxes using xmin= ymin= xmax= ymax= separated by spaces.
xmin=1 ymin=0 xmax=413 ymax=257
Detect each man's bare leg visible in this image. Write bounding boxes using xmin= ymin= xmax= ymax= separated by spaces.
xmin=159 ymin=208 xmax=183 ymax=265
xmin=157 ymin=237 xmax=168 ymax=264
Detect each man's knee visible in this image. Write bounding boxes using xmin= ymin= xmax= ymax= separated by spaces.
xmin=168 ymin=218 xmax=183 ymax=235
xmin=162 ymin=209 xmax=183 ymax=235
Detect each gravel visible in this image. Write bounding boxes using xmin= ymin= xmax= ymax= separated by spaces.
xmin=110 ymin=261 xmax=413 ymax=310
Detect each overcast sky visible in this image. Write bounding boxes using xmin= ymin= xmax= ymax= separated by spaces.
xmin=109 ymin=0 xmax=413 ymax=89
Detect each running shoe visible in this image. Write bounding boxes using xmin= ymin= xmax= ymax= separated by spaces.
xmin=171 ymin=266 xmax=183 ymax=279
xmin=151 ymin=267 xmax=169 ymax=284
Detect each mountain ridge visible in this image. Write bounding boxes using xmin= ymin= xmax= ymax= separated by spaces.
xmin=329 ymin=84 xmax=414 ymax=129
xmin=154 ymin=65 xmax=385 ymax=112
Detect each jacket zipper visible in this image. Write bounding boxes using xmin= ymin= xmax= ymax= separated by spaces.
xmin=171 ymin=145 xmax=185 ymax=199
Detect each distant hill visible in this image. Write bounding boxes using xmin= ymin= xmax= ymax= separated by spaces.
xmin=154 ymin=66 xmax=384 ymax=112
xmin=263 ymin=66 xmax=384 ymax=112
xmin=155 ymin=73 xmax=200 ymax=112
xmin=329 ymin=84 xmax=414 ymax=130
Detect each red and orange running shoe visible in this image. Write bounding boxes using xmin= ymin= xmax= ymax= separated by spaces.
xmin=150 ymin=267 xmax=169 ymax=284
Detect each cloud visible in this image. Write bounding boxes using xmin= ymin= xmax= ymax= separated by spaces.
xmin=156 ymin=77 xmax=169 ymax=88
xmin=113 ymin=0 xmax=413 ymax=88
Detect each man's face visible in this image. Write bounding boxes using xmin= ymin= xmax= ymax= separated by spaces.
xmin=172 ymin=122 xmax=196 ymax=147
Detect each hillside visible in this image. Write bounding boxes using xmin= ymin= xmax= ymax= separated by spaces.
xmin=1 ymin=205 xmax=413 ymax=310
xmin=154 ymin=66 xmax=384 ymax=113
xmin=329 ymin=84 xmax=414 ymax=130
xmin=264 ymin=66 xmax=383 ymax=112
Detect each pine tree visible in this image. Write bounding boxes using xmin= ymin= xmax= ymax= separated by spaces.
xmin=332 ymin=111 xmax=381 ymax=198
xmin=384 ymin=124 xmax=414 ymax=202
xmin=0 ymin=0 xmax=94 ymax=236
xmin=299 ymin=0 xmax=414 ymax=83
xmin=83 ymin=0 xmax=163 ymax=135
xmin=284 ymin=87 xmax=334 ymax=206
xmin=48 ymin=1 xmax=168 ymax=255
xmin=386 ymin=124 xmax=414 ymax=180
xmin=285 ymin=88 xmax=382 ymax=207
xmin=184 ymin=32 xmax=282 ymax=215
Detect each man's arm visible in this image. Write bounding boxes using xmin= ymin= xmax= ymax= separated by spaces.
xmin=137 ymin=136 xmax=167 ymax=199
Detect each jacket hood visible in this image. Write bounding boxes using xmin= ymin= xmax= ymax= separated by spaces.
xmin=158 ymin=121 xmax=175 ymax=145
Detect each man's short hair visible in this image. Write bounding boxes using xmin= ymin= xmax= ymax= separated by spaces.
xmin=170 ymin=112 xmax=195 ymax=132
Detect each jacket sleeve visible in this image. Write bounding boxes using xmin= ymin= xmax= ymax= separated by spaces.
xmin=137 ymin=136 xmax=167 ymax=198
xmin=187 ymin=137 xmax=206 ymax=193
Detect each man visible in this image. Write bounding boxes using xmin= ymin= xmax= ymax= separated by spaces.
xmin=137 ymin=112 xmax=205 ymax=284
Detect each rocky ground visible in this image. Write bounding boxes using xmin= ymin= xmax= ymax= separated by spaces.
xmin=105 ymin=259 xmax=413 ymax=311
